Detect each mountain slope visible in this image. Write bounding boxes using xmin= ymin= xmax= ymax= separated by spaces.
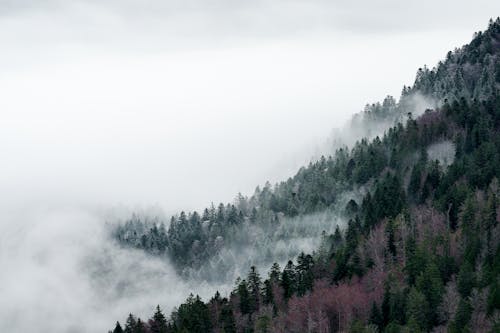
xmin=110 ymin=18 xmax=500 ymax=333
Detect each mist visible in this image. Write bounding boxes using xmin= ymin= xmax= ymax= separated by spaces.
xmin=1 ymin=2 xmax=495 ymax=211
xmin=0 ymin=206 xmax=196 ymax=332
xmin=1 ymin=1 xmax=499 ymax=332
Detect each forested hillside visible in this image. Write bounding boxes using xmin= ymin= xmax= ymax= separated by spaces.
xmin=109 ymin=18 xmax=500 ymax=333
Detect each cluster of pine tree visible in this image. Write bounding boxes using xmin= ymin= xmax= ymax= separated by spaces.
xmin=110 ymin=18 xmax=500 ymax=332
xmin=113 ymin=97 xmax=423 ymax=275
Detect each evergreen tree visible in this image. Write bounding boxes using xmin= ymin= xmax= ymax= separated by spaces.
xmin=415 ymin=260 xmax=444 ymax=326
xmin=296 ymin=252 xmax=314 ymax=296
xmin=220 ymin=304 xmax=236 ymax=333
xmin=381 ymin=284 xmax=391 ymax=327
xmin=134 ymin=318 xmax=146 ymax=333
xmin=124 ymin=314 xmax=137 ymax=333
xmin=452 ymin=297 xmax=473 ymax=330
xmin=368 ymin=301 xmax=383 ymax=331
xmin=269 ymin=262 xmax=281 ymax=282
xmin=247 ymin=266 xmax=262 ymax=313
xmin=281 ymin=260 xmax=296 ymax=299
xmin=150 ymin=305 xmax=168 ymax=333
xmin=406 ymin=287 xmax=429 ymax=331
xmin=237 ymin=279 xmax=251 ymax=314
xmin=457 ymin=261 xmax=475 ymax=297
xmin=386 ymin=219 xmax=397 ymax=258
xmin=113 ymin=322 xmax=124 ymax=333
xmin=255 ymin=315 xmax=271 ymax=333
xmin=175 ymin=294 xmax=212 ymax=333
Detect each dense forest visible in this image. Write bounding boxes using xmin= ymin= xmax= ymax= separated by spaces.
xmin=109 ymin=19 xmax=500 ymax=332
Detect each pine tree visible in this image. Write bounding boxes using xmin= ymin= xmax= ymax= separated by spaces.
xmin=368 ymin=301 xmax=383 ymax=331
xmin=134 ymin=318 xmax=146 ymax=333
xmin=452 ymin=297 xmax=472 ymax=330
xmin=415 ymin=260 xmax=444 ymax=326
xmin=237 ymin=279 xmax=251 ymax=314
xmin=281 ymin=260 xmax=296 ymax=299
xmin=255 ymin=315 xmax=271 ymax=333
xmin=406 ymin=287 xmax=429 ymax=331
xmin=150 ymin=305 xmax=168 ymax=333
xmin=296 ymin=252 xmax=314 ymax=295
xmin=408 ymin=164 xmax=422 ymax=202
xmin=457 ymin=261 xmax=475 ymax=297
xmin=124 ymin=314 xmax=137 ymax=333
xmin=381 ymin=284 xmax=391 ymax=326
xmin=113 ymin=322 xmax=124 ymax=333
xmin=269 ymin=262 xmax=281 ymax=282
xmin=386 ymin=219 xmax=397 ymax=258
xmin=220 ymin=304 xmax=236 ymax=333
xmin=247 ymin=266 xmax=262 ymax=313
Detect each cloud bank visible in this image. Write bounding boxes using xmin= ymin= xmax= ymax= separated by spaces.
xmin=0 ymin=206 xmax=230 ymax=332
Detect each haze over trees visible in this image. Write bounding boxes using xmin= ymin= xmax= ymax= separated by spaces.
xmin=110 ymin=18 xmax=500 ymax=333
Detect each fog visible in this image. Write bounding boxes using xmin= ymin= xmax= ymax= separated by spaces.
xmin=0 ymin=206 xmax=227 ymax=332
xmin=179 ymin=187 xmax=367 ymax=285
xmin=0 ymin=1 xmax=499 ymax=332
xmin=2 ymin=1 xmax=497 ymax=211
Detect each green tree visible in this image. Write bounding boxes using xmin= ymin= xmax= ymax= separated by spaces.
xmin=150 ymin=305 xmax=168 ymax=333
xmin=134 ymin=318 xmax=146 ymax=333
xmin=296 ymin=252 xmax=314 ymax=296
xmin=255 ymin=315 xmax=271 ymax=333
xmin=415 ymin=260 xmax=444 ymax=326
xmin=124 ymin=314 xmax=137 ymax=333
xmin=281 ymin=260 xmax=296 ymax=299
xmin=113 ymin=322 xmax=124 ymax=333
xmin=408 ymin=164 xmax=423 ymax=202
xmin=237 ymin=279 xmax=251 ymax=314
xmin=453 ymin=297 xmax=472 ymax=330
xmin=405 ymin=237 xmax=426 ymax=285
xmin=406 ymin=288 xmax=429 ymax=331
xmin=247 ymin=266 xmax=262 ymax=313
xmin=386 ymin=219 xmax=397 ymax=258
xmin=220 ymin=304 xmax=236 ymax=333
xmin=175 ymin=294 xmax=212 ymax=333
xmin=368 ymin=301 xmax=383 ymax=331
xmin=457 ymin=261 xmax=475 ymax=297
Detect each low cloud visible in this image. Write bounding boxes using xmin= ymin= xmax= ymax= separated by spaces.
xmin=0 ymin=206 xmax=225 ymax=332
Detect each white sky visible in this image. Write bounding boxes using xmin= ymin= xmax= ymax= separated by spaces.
xmin=0 ymin=1 xmax=499 ymax=212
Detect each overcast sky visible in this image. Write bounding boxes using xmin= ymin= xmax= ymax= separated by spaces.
xmin=1 ymin=1 xmax=499 ymax=213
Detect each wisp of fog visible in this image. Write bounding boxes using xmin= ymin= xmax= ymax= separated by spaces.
xmin=0 ymin=206 xmax=200 ymax=332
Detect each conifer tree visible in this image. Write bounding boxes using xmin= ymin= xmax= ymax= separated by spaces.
xmin=247 ymin=266 xmax=262 ymax=313
xmin=124 ymin=314 xmax=137 ymax=333
xmin=281 ymin=260 xmax=296 ymax=299
xmin=113 ymin=322 xmax=124 ymax=333
xmin=150 ymin=305 xmax=168 ymax=333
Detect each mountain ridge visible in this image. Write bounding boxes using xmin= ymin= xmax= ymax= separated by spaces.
xmin=109 ymin=18 xmax=500 ymax=333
